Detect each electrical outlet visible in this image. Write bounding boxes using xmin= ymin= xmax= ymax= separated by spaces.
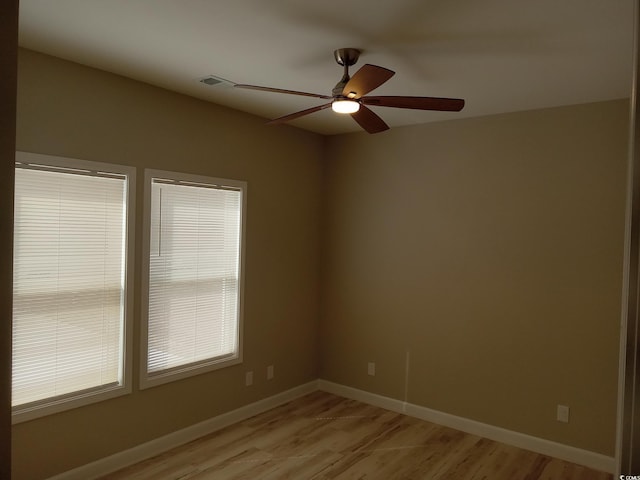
xmin=367 ymin=362 xmax=376 ymax=376
xmin=557 ymin=405 xmax=569 ymax=423
xmin=267 ymin=365 xmax=274 ymax=380
xmin=245 ymin=371 xmax=253 ymax=386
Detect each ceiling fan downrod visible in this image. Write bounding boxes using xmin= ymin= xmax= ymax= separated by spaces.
xmin=332 ymin=48 xmax=360 ymax=97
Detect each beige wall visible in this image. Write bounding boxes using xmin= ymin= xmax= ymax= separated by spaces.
xmin=13 ymin=49 xmax=324 ymax=480
xmin=320 ymin=100 xmax=629 ymax=456
xmin=13 ymin=47 xmax=630 ymax=478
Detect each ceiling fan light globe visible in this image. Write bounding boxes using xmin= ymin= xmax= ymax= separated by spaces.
xmin=332 ymin=99 xmax=360 ymax=114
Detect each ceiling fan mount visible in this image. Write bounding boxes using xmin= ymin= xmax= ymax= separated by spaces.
xmin=333 ymin=48 xmax=361 ymax=67
xmin=235 ymin=48 xmax=465 ymax=134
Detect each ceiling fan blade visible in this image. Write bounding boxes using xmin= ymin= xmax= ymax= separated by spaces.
xmin=342 ymin=64 xmax=395 ymax=99
xmin=362 ymin=96 xmax=465 ymax=112
xmin=235 ymin=84 xmax=332 ymax=100
xmin=267 ymin=103 xmax=332 ymax=125
xmin=351 ymin=105 xmax=389 ymax=134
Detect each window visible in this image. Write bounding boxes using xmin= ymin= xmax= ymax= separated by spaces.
xmin=12 ymin=152 xmax=135 ymax=423
xmin=140 ymin=169 xmax=245 ymax=388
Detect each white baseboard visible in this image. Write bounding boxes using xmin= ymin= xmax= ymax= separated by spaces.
xmin=49 ymin=379 xmax=615 ymax=479
xmin=317 ymin=379 xmax=615 ymax=474
xmin=48 ymin=381 xmax=318 ymax=480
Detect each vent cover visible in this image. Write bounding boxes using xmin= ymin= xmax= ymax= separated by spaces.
xmin=198 ymin=75 xmax=234 ymax=87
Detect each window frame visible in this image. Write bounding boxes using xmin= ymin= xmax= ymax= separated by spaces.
xmin=12 ymin=151 xmax=136 ymax=424
xmin=140 ymin=168 xmax=246 ymax=390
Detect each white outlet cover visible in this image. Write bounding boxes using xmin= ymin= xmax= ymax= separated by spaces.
xmin=557 ymin=405 xmax=570 ymax=423
xmin=367 ymin=362 xmax=375 ymax=376
xmin=245 ymin=371 xmax=253 ymax=386
xmin=267 ymin=365 xmax=274 ymax=380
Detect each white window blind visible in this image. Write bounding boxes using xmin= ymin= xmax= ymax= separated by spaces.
xmin=144 ymin=173 xmax=244 ymax=382
xmin=12 ymin=155 xmax=132 ymax=418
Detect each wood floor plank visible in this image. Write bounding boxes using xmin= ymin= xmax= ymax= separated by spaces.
xmin=101 ymin=392 xmax=613 ymax=480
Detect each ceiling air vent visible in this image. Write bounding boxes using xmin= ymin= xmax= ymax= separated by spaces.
xmin=198 ymin=75 xmax=234 ymax=87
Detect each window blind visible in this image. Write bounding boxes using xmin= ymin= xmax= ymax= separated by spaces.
xmin=147 ymin=178 xmax=242 ymax=375
xmin=12 ymin=164 xmax=128 ymax=408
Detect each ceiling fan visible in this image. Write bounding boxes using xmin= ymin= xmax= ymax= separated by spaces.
xmin=235 ymin=48 xmax=465 ymax=134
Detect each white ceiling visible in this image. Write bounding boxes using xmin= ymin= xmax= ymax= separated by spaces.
xmin=18 ymin=0 xmax=636 ymax=136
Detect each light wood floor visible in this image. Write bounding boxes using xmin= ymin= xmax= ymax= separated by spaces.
xmin=102 ymin=391 xmax=612 ymax=480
